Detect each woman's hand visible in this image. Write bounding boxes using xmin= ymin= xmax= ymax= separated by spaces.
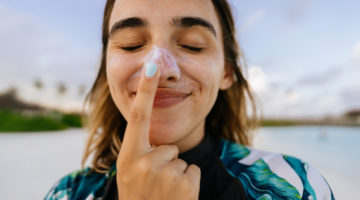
xmin=116 ymin=63 xmax=201 ymax=200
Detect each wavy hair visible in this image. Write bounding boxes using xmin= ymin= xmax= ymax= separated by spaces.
xmin=81 ymin=0 xmax=258 ymax=173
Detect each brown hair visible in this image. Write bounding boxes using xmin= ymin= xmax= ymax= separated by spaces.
xmin=81 ymin=0 xmax=257 ymax=173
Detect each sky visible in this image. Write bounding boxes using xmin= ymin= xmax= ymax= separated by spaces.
xmin=0 ymin=0 xmax=359 ymax=118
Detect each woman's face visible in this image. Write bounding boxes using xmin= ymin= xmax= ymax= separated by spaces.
xmin=106 ymin=0 xmax=232 ymax=149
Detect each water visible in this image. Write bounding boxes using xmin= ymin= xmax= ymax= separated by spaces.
xmin=254 ymin=126 xmax=360 ymax=199
xmin=0 ymin=126 xmax=359 ymax=199
xmin=0 ymin=129 xmax=85 ymax=200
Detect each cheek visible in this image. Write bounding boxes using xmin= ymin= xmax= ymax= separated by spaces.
xmin=180 ymin=54 xmax=223 ymax=90
xmin=106 ymin=51 xmax=143 ymax=113
xmin=107 ymin=50 xmax=147 ymax=90
xmin=107 ymin=53 xmax=135 ymax=86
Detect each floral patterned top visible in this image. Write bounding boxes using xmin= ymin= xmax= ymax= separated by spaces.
xmin=45 ymin=137 xmax=334 ymax=200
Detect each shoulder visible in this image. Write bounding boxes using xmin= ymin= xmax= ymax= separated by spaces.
xmin=218 ymin=139 xmax=335 ymax=200
xmin=44 ymin=166 xmax=116 ymax=200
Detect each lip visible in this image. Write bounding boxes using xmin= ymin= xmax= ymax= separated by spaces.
xmin=132 ymin=88 xmax=191 ymax=108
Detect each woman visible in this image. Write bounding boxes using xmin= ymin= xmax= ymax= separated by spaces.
xmin=45 ymin=0 xmax=334 ymax=199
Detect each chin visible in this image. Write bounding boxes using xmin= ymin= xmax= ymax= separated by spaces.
xmin=148 ymin=116 xmax=182 ymax=145
xmin=148 ymin=126 xmax=182 ymax=146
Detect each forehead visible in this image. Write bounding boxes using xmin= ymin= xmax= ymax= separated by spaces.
xmin=109 ymin=0 xmax=221 ymax=32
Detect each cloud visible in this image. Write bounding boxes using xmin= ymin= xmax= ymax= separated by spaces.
xmin=287 ymin=0 xmax=312 ymax=22
xmin=245 ymin=65 xmax=346 ymax=118
xmin=247 ymin=66 xmax=305 ymax=117
xmin=352 ymin=41 xmax=360 ymax=62
xmin=248 ymin=65 xmax=269 ymax=94
xmin=341 ymin=83 xmax=360 ymax=109
xmin=285 ymin=89 xmax=302 ymax=105
xmin=0 ymin=5 xmax=98 ymax=110
xmin=239 ymin=9 xmax=267 ymax=34
xmin=246 ymin=64 xmax=350 ymax=118
xmin=296 ymin=66 xmax=343 ymax=86
xmin=274 ymin=0 xmax=312 ymax=29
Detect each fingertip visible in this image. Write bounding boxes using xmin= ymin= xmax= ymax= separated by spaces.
xmin=186 ymin=164 xmax=201 ymax=177
xmin=190 ymin=164 xmax=201 ymax=173
xmin=145 ymin=62 xmax=158 ymax=78
xmin=185 ymin=164 xmax=201 ymax=187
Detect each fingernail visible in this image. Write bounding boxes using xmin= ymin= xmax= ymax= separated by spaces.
xmin=145 ymin=62 xmax=157 ymax=77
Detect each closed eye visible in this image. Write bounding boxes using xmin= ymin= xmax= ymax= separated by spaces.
xmin=121 ymin=45 xmax=143 ymax=52
xmin=180 ymin=45 xmax=203 ymax=53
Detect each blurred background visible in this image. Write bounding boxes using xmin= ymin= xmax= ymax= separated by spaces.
xmin=0 ymin=0 xmax=359 ymax=199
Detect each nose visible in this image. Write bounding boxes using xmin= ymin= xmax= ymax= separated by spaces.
xmin=145 ymin=46 xmax=180 ymax=82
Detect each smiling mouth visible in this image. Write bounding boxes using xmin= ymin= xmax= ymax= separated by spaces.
xmin=132 ymin=89 xmax=191 ymax=108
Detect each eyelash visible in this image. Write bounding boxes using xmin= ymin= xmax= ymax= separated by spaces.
xmin=120 ymin=45 xmax=144 ymax=52
xmin=180 ymin=45 xmax=203 ymax=53
xmin=120 ymin=44 xmax=203 ymax=53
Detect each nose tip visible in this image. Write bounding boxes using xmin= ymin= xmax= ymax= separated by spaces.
xmin=166 ymin=75 xmax=178 ymax=81
xmin=158 ymin=54 xmax=180 ymax=82
xmin=146 ymin=46 xmax=180 ymax=82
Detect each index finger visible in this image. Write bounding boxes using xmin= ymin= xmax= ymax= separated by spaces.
xmin=121 ymin=62 xmax=160 ymax=155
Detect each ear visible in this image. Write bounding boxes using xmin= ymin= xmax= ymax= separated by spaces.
xmin=219 ymin=62 xmax=234 ymax=90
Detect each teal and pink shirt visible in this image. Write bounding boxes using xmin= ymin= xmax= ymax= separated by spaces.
xmin=45 ymin=135 xmax=334 ymax=200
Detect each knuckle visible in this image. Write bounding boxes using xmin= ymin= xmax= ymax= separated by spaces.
xmin=190 ymin=164 xmax=201 ymax=174
xmin=175 ymin=159 xmax=187 ymax=169
xmin=156 ymin=145 xmax=179 ymax=158
xmin=129 ymin=107 xmax=148 ymax=124
xmin=136 ymin=157 xmax=151 ymax=170
xmin=162 ymin=144 xmax=179 ymax=156
xmin=161 ymin=166 xmax=177 ymax=179
xmin=118 ymin=171 xmax=131 ymax=186
xmin=185 ymin=165 xmax=201 ymax=182
xmin=188 ymin=164 xmax=200 ymax=174
xmin=117 ymin=163 xmax=133 ymax=185
xmin=178 ymin=178 xmax=192 ymax=191
xmin=170 ymin=145 xmax=180 ymax=155
xmin=116 ymin=160 xmax=127 ymax=171
xmin=138 ymin=85 xmax=153 ymax=94
xmin=135 ymin=156 xmax=157 ymax=177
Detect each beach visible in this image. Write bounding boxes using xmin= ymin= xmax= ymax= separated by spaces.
xmin=0 ymin=126 xmax=359 ymax=199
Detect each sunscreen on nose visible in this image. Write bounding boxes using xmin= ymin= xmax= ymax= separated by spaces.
xmin=130 ymin=46 xmax=181 ymax=80
xmin=144 ymin=46 xmax=180 ymax=79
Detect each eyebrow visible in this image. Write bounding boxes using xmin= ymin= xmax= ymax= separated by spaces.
xmin=171 ymin=16 xmax=217 ymax=37
xmin=109 ymin=16 xmax=217 ymax=38
xmin=110 ymin=17 xmax=148 ymax=36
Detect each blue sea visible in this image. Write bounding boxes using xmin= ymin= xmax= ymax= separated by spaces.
xmin=0 ymin=126 xmax=359 ymax=199
xmin=255 ymin=126 xmax=360 ymax=199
